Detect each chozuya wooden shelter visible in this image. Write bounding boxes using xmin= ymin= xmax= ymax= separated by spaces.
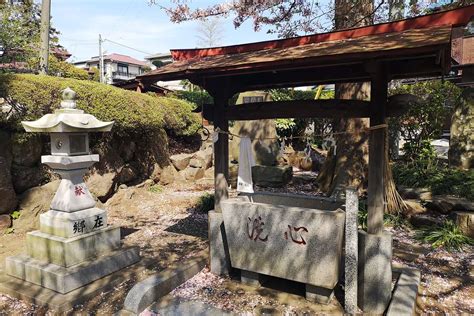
xmin=138 ymin=5 xmax=474 ymax=312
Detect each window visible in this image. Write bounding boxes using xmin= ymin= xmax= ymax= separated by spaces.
xmin=117 ymin=63 xmax=128 ymax=75
xmin=243 ymin=96 xmax=264 ymax=103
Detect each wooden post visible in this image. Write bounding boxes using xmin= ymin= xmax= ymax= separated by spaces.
xmin=367 ymin=64 xmax=388 ymax=234
xmin=212 ymin=91 xmax=229 ymax=212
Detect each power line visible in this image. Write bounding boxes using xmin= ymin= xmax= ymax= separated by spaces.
xmin=103 ymin=38 xmax=153 ymax=56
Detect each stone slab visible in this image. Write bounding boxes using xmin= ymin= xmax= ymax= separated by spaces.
xmin=24 ymin=226 xmax=120 ymax=267
xmin=40 ymin=207 xmax=107 ymax=238
xmin=0 ymin=251 xmax=145 ymax=313
xmin=386 ymin=267 xmax=421 ymax=316
xmin=358 ymin=230 xmax=393 ymax=313
xmin=6 ymin=246 xmax=139 ymax=294
xmin=221 ymin=198 xmax=345 ymax=289
xmin=122 ymin=251 xmax=206 ymax=315
xmin=208 ymin=211 xmax=230 ymax=275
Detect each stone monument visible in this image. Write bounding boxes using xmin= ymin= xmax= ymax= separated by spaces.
xmin=5 ymin=88 xmax=140 ymax=294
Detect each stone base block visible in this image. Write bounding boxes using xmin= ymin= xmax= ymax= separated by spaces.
xmin=240 ymin=270 xmax=261 ymax=287
xmin=386 ymin=267 xmax=421 ymax=316
xmin=40 ymin=208 xmax=107 ymax=238
xmin=358 ymin=230 xmax=392 ymax=313
xmin=6 ymin=246 xmax=140 ymax=294
xmin=26 ymin=226 xmax=120 ymax=267
xmin=453 ymin=211 xmax=474 ymax=238
xmin=208 ymin=211 xmax=230 ymax=275
xmin=305 ymin=284 xmax=334 ymax=304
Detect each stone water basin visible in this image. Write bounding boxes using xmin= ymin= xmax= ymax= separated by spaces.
xmin=221 ymin=192 xmax=345 ymax=291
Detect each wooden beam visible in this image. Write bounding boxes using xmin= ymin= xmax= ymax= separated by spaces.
xmin=210 ymin=89 xmax=229 ymax=212
xmin=367 ymin=64 xmax=388 ymax=235
xmin=201 ymin=97 xmax=412 ymax=121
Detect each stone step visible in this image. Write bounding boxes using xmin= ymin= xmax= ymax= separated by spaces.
xmin=40 ymin=207 xmax=108 ymax=238
xmin=26 ymin=226 xmax=120 ymax=267
xmin=5 ymin=246 xmax=140 ymax=294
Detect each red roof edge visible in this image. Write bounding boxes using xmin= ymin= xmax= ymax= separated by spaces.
xmin=170 ymin=5 xmax=474 ymax=61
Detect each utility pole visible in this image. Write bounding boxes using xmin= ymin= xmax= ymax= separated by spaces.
xmin=39 ymin=0 xmax=51 ymax=74
xmin=99 ymin=34 xmax=105 ymax=83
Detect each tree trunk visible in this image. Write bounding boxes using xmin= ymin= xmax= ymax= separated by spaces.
xmin=317 ymin=0 xmax=372 ymax=198
xmin=318 ymin=0 xmax=408 ymax=215
xmin=449 ymin=87 xmax=474 ymax=169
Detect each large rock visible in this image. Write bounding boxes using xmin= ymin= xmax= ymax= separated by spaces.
xmin=160 ymin=164 xmax=179 ymax=185
xmin=252 ymin=165 xmax=293 ymax=188
xmin=170 ymin=153 xmax=193 ymax=171
xmin=0 ymin=157 xmax=17 ymax=214
xmin=119 ymin=164 xmax=138 ymax=184
xmin=409 ymin=214 xmax=443 ymax=228
xmin=0 ymin=130 xmax=12 ymax=168
xmin=13 ymin=180 xmax=60 ymax=233
xmin=133 ymin=129 xmax=169 ymax=176
xmin=119 ymin=140 xmax=136 ymax=162
xmin=194 ymin=147 xmax=213 ymax=169
xmin=229 ymin=120 xmax=280 ymax=166
xmin=11 ymin=133 xmax=42 ymax=167
xmin=189 ymin=158 xmax=203 ymax=169
xmin=452 ymin=211 xmax=474 ymax=238
xmin=229 ymin=93 xmax=278 ymax=166
xmin=404 ymin=200 xmax=427 ymax=217
xmin=86 ymin=172 xmax=117 ymax=202
xmin=398 ymin=187 xmax=432 ymax=201
xmin=150 ymin=163 xmax=162 ymax=183
xmin=11 ymin=165 xmax=46 ymax=194
xmin=0 ymin=214 xmax=12 ymax=230
xmin=425 ymin=196 xmax=474 ymax=215
xmin=184 ymin=166 xmax=205 ymax=181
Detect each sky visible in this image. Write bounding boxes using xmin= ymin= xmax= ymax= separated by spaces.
xmin=48 ymin=0 xmax=280 ymax=62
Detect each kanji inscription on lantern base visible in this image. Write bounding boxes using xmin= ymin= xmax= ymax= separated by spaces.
xmin=221 ymin=193 xmax=345 ymax=291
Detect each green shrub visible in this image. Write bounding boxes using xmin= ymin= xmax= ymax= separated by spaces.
xmin=27 ymin=55 xmax=90 ymax=81
xmin=416 ymin=221 xmax=474 ymax=251
xmin=393 ymin=163 xmax=474 ymax=201
xmin=358 ymin=200 xmax=408 ymax=230
xmin=0 ymin=74 xmax=199 ymax=136
xmin=195 ymin=193 xmax=214 ymax=213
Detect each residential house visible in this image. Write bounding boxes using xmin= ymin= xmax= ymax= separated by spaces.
xmin=74 ymin=53 xmax=147 ymax=84
xmin=144 ymin=52 xmax=184 ymax=91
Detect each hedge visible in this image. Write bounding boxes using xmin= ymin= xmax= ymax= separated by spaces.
xmin=0 ymin=74 xmax=200 ymax=136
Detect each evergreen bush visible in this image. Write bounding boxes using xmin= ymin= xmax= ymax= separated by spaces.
xmin=0 ymin=74 xmax=200 ymax=136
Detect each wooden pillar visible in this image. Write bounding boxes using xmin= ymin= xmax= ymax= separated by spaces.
xmin=367 ymin=64 xmax=388 ymax=234
xmin=212 ymin=91 xmax=229 ymax=212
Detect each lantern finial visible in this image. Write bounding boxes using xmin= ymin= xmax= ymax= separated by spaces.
xmin=60 ymin=87 xmax=77 ymax=109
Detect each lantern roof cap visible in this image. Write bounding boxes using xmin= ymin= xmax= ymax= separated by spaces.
xmin=21 ymin=87 xmax=114 ymax=133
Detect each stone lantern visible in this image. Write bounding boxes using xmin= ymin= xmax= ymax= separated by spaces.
xmin=5 ymin=88 xmax=139 ymax=295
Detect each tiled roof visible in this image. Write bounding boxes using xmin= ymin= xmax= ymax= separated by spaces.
xmin=105 ymin=53 xmax=147 ymax=66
